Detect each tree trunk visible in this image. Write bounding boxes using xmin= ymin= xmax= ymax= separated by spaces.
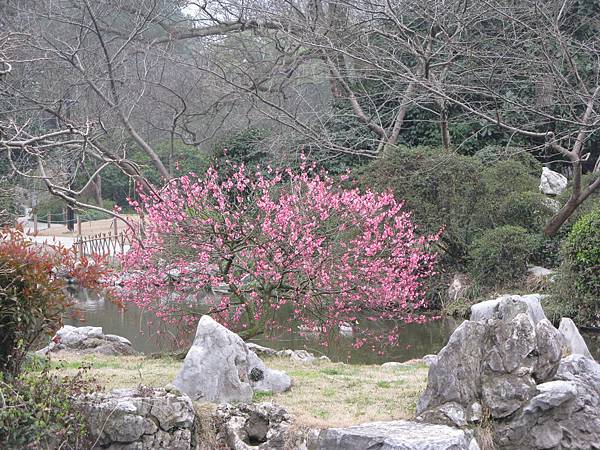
xmin=439 ymin=105 xmax=451 ymax=151
xmin=93 ymin=175 xmax=103 ymax=207
xmin=124 ymin=121 xmax=170 ymax=180
xmin=544 ymin=156 xmax=600 ymax=235
xmin=544 ymin=196 xmax=581 ymax=236
xmin=66 ymin=203 xmax=75 ymax=232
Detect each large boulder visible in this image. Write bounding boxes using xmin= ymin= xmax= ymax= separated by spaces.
xmin=37 ymin=325 xmax=138 ymax=356
xmin=82 ymin=387 xmax=195 ymax=450
xmin=313 ymin=421 xmax=479 ymax=450
xmin=418 ymin=295 xmax=600 ymax=449
xmin=172 ymin=316 xmax=291 ymax=403
xmin=540 ymin=167 xmax=567 ymax=196
xmin=558 ymin=318 xmax=593 ymax=359
xmin=494 ymin=355 xmax=600 ymax=448
xmin=416 ymin=320 xmax=487 ymax=424
xmin=470 ymin=294 xmax=547 ymax=325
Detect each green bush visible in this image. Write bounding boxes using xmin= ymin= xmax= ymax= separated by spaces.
xmin=556 ymin=173 xmax=600 ymax=225
xmin=95 ymin=163 xmax=135 ymax=207
xmin=544 ymin=272 xmax=581 ymax=323
xmin=474 ymin=145 xmax=542 ymax=175
xmin=361 ymin=147 xmax=544 ymax=267
xmin=153 ymin=139 xmax=212 ymax=180
xmin=534 ymin=234 xmax=564 ymax=268
xmin=0 ymin=368 xmax=94 ymax=449
xmin=562 ymin=209 xmax=600 ymax=313
xmin=549 ymin=206 xmax=600 ymax=325
xmin=214 ymin=127 xmax=271 ymax=165
xmin=360 ymin=146 xmax=485 ymax=262
xmin=34 ymin=196 xmax=119 ymax=223
xmin=97 ymin=139 xmax=213 ymax=206
xmin=474 ymin=160 xmax=540 ymax=229
xmin=540 ymin=173 xmax=600 ymax=268
xmin=78 ymin=200 xmax=116 ymax=222
xmin=496 ymin=192 xmax=556 ymax=232
xmin=565 ymin=208 xmax=600 ymax=273
xmin=468 ymin=226 xmax=540 ymax=286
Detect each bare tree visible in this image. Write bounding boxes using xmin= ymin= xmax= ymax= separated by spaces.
xmin=271 ymin=0 xmax=600 ymax=233
xmin=406 ymin=0 xmax=600 ymax=235
xmin=0 ymin=21 xmax=158 ymax=227
xmin=2 ymin=0 xmax=599 ymax=237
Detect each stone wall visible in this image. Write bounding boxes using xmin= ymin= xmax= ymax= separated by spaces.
xmin=81 ymin=387 xmax=195 ymax=450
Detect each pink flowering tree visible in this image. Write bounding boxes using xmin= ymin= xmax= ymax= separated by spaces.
xmin=118 ymin=162 xmax=440 ymax=346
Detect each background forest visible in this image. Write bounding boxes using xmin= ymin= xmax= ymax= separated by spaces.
xmin=1 ymin=0 xmax=599 ymax=323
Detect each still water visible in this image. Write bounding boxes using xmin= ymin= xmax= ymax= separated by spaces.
xmin=64 ymin=289 xmax=600 ymax=364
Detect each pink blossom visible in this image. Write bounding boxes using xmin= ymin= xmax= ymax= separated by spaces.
xmin=116 ymin=162 xmax=440 ymax=347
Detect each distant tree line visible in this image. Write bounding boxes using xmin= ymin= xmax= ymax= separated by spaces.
xmin=0 ymin=0 xmax=599 ymax=235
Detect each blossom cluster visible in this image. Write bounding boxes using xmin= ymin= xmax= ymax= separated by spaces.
xmin=118 ymin=162 xmax=440 ymax=347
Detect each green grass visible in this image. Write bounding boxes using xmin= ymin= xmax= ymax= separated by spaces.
xmin=39 ymin=353 xmax=429 ymax=428
xmin=320 ymin=367 xmax=344 ymax=376
xmin=253 ymin=391 xmax=275 ymax=401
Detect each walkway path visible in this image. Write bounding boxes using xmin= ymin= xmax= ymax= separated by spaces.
xmin=17 ymin=218 xmax=131 ymax=254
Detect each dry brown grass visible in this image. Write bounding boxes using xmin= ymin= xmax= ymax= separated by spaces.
xmin=46 ymin=353 xmax=181 ymax=389
xmin=35 ymin=216 xmax=139 ymax=237
xmin=266 ymin=358 xmax=428 ymax=428
xmin=43 ymin=353 xmax=428 ymax=428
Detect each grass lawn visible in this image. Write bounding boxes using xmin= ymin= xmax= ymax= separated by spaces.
xmin=43 ymin=353 xmax=428 ymax=428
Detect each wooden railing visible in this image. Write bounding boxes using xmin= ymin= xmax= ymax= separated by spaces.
xmin=75 ymin=231 xmax=131 ymax=256
xmin=30 ymin=212 xmax=110 ymax=234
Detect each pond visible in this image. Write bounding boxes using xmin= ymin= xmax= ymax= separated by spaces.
xmin=64 ymin=289 xmax=600 ymax=364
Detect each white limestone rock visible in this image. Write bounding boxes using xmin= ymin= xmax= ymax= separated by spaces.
xmin=172 ymin=316 xmax=290 ymax=403
xmin=246 ymin=342 xmax=277 ymax=357
xmin=37 ymin=325 xmax=137 ymax=356
xmin=314 ymin=420 xmax=479 ymax=449
xmin=540 ymin=167 xmax=567 ymax=196
xmin=447 ymin=273 xmax=471 ymax=302
xmin=247 ymin=350 xmax=292 ymax=394
xmin=470 ymin=294 xmax=547 ymax=325
xmin=423 ymin=354 xmax=438 ymax=366
xmin=558 ymin=318 xmax=593 ymax=359
xmin=527 ymin=266 xmax=554 ymax=278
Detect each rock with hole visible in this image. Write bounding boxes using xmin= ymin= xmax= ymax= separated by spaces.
xmin=172 ymin=316 xmax=290 ymax=403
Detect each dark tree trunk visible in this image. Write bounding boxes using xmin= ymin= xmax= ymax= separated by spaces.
xmin=544 ymin=198 xmax=579 ymax=236
xmin=66 ymin=204 xmax=75 ymax=232
xmin=440 ymin=107 xmax=451 ymax=151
